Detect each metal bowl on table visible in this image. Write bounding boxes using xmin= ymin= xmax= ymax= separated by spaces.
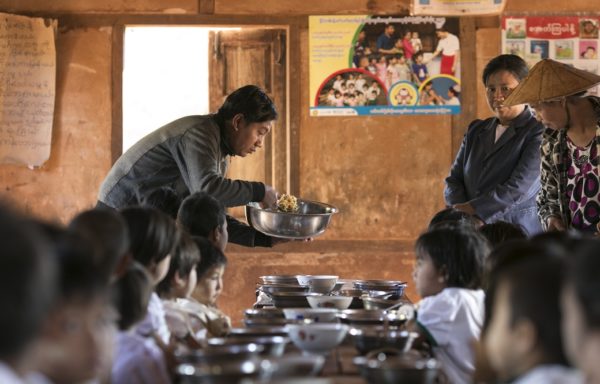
xmin=260 ymin=275 xmax=305 ymax=285
xmin=175 ymin=343 xmax=264 ymax=366
xmin=337 ymin=309 xmax=408 ymax=327
xmin=353 ymin=352 xmax=440 ymax=384
xmin=207 ymin=335 xmax=290 ymax=357
xmin=269 ymin=292 xmax=323 ymax=308
xmin=349 ymin=326 xmax=418 ymax=355
xmin=362 ymin=293 xmax=410 ymax=310
xmin=244 ymin=308 xmax=284 ymax=320
xmin=245 ymin=199 xmax=338 ymax=239
xmin=354 ymin=280 xmax=407 ymax=296
xmin=258 ymin=283 xmax=310 ymax=295
xmin=176 ymin=358 xmax=262 ymax=384
xmin=228 ymin=326 xmax=288 ymax=338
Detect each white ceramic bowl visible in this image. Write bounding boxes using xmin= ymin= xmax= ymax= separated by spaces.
xmin=282 ymin=308 xmax=339 ymax=323
xmin=307 ymin=295 xmax=353 ymax=310
xmin=296 ymin=275 xmax=339 ymax=294
xmin=286 ymin=323 xmax=349 ymax=355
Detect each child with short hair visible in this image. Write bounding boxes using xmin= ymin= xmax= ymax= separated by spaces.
xmin=561 ymin=239 xmax=600 ymax=383
xmin=412 ymin=226 xmax=489 ymax=384
xmin=121 ymin=207 xmax=180 ymax=346
xmin=178 ymin=192 xmax=228 ymax=252
xmin=111 ymin=262 xmax=170 ymax=384
xmin=484 ymin=241 xmax=582 ymax=384
xmin=28 ymin=231 xmax=117 ymax=384
xmin=140 ymin=186 xmax=182 ymax=220
xmin=478 ymin=221 xmax=526 ymax=248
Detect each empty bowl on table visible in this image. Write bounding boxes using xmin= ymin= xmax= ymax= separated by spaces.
xmin=285 ymin=323 xmax=349 ymax=355
xmin=245 ymin=199 xmax=338 ymax=239
xmin=206 ymin=335 xmax=290 ymax=357
xmin=296 ymin=275 xmax=339 ymax=294
xmin=349 ymin=326 xmax=418 ymax=355
xmin=259 ymin=354 xmax=326 ymax=379
xmin=337 ymin=309 xmax=408 ymax=326
xmin=332 ymin=289 xmax=366 ymax=309
xmin=282 ymin=308 xmax=339 ymax=323
xmin=307 ymin=295 xmax=353 ymax=310
xmin=353 ymin=353 xmax=440 ymax=384
xmin=258 ymin=283 xmax=310 ymax=295
xmin=260 ymin=275 xmax=305 ymax=285
xmin=362 ymin=294 xmax=410 ymax=310
xmin=354 ymin=280 xmax=407 ymax=296
xmin=270 ymin=292 xmax=323 ymax=308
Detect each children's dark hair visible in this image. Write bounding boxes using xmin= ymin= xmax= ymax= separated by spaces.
xmin=484 ymin=240 xmax=569 ymax=365
xmin=567 ymin=239 xmax=600 ymax=328
xmin=478 ymin=221 xmax=526 ymax=248
xmin=0 ymin=207 xmax=56 ymax=359
xmin=178 ymin=192 xmax=226 ymax=237
xmin=111 ymin=262 xmax=153 ymax=330
xmin=428 ymin=207 xmax=479 ymax=230
xmin=68 ymin=208 xmax=130 ymax=282
xmin=120 ymin=207 xmax=180 ymax=267
xmin=140 ymin=187 xmax=182 ymax=220
xmin=193 ymin=237 xmax=228 ymax=277
xmin=156 ymin=232 xmax=201 ymax=297
xmin=415 ymin=226 xmax=489 ymax=289
xmin=215 ymin=85 xmax=277 ymax=125
xmin=482 ymin=54 xmax=529 ymax=86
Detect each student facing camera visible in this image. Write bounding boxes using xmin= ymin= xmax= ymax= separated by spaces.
xmin=412 ymin=225 xmax=489 ymax=384
xmin=484 ymin=241 xmax=582 ymax=384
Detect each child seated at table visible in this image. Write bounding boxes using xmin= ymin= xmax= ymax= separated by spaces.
xmin=483 ymin=240 xmax=582 ymax=384
xmin=411 ymin=225 xmax=489 ymax=383
xmin=111 ymin=262 xmax=170 ymax=384
xmin=178 ymin=192 xmax=228 ymax=252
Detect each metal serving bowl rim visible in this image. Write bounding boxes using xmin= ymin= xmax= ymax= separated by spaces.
xmin=246 ymin=199 xmax=338 ymax=217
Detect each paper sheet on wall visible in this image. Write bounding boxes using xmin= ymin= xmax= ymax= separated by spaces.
xmin=0 ymin=12 xmax=56 ymax=167
xmin=412 ymin=0 xmax=506 ymax=16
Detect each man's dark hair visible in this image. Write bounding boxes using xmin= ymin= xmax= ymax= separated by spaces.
xmin=121 ymin=207 xmax=180 ymax=267
xmin=479 ymin=221 xmax=527 ymax=248
xmin=482 ymin=54 xmax=529 ymax=86
xmin=140 ymin=187 xmax=182 ymax=220
xmin=156 ymin=232 xmax=201 ymax=297
xmin=568 ymin=239 xmax=600 ymax=328
xmin=68 ymin=208 xmax=130 ymax=282
xmin=484 ymin=241 xmax=569 ymax=365
xmin=111 ymin=262 xmax=153 ymax=330
xmin=415 ymin=226 xmax=489 ymax=289
xmin=193 ymin=237 xmax=228 ymax=277
xmin=178 ymin=192 xmax=226 ymax=237
xmin=215 ymin=85 xmax=277 ymax=124
xmin=0 ymin=206 xmax=56 ymax=360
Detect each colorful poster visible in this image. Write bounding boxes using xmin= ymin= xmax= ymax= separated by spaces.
xmin=502 ymin=16 xmax=600 ymax=96
xmin=412 ymin=0 xmax=506 ymax=16
xmin=309 ymin=15 xmax=461 ymax=117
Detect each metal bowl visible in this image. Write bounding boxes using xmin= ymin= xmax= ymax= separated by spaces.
xmin=175 ymin=343 xmax=264 ymax=366
xmin=337 ymin=309 xmax=408 ymax=327
xmin=176 ymin=358 xmax=262 ymax=384
xmin=207 ymin=335 xmax=290 ymax=357
xmin=244 ymin=308 xmax=284 ymax=320
xmin=354 ymin=280 xmax=407 ymax=296
xmin=260 ymin=275 xmax=304 ymax=285
xmin=349 ymin=327 xmax=418 ymax=355
xmin=353 ymin=353 xmax=440 ymax=384
xmin=258 ymin=283 xmax=310 ymax=295
xmin=245 ymin=199 xmax=338 ymax=239
xmin=228 ymin=326 xmax=288 ymax=338
xmin=362 ymin=294 xmax=410 ymax=310
xmin=270 ymin=292 xmax=323 ymax=308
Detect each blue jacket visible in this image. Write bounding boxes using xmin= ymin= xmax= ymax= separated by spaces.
xmin=444 ymin=107 xmax=544 ymax=235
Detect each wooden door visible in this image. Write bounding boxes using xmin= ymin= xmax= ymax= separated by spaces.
xmin=209 ymin=28 xmax=287 ymax=218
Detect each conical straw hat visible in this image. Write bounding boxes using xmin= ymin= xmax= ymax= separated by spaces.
xmin=503 ymin=59 xmax=600 ymax=106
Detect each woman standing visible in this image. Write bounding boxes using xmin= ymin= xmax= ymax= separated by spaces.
xmin=444 ymin=54 xmax=543 ymax=235
xmin=503 ymin=59 xmax=600 ymax=234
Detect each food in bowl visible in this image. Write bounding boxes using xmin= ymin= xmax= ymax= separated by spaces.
xmin=307 ymin=295 xmax=353 ymax=310
xmin=277 ymin=193 xmax=299 ymax=212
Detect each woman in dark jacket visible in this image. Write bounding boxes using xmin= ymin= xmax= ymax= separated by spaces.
xmin=444 ymin=54 xmax=543 ymax=235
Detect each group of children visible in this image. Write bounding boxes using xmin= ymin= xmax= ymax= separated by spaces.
xmin=0 ymin=189 xmax=232 ymax=384
xmin=410 ymin=207 xmax=598 ymax=383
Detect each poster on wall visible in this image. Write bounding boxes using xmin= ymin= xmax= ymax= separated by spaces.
xmin=502 ymin=16 xmax=600 ymax=96
xmin=0 ymin=13 xmax=56 ymax=167
xmin=412 ymin=0 xmax=506 ymax=16
xmin=309 ymin=15 xmax=461 ymax=117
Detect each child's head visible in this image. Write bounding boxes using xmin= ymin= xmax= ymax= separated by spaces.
xmin=156 ymin=232 xmax=201 ymax=300
xmin=478 ymin=221 xmax=526 ymax=249
xmin=370 ymin=56 xmax=377 ymax=65
xmin=178 ymin=192 xmax=228 ymax=252
xmin=121 ymin=207 xmax=180 ymax=285
xmin=68 ymin=208 xmax=130 ymax=282
xmin=394 ymin=39 xmax=403 ymax=49
xmin=414 ymin=51 xmax=424 ymax=63
xmin=33 ymin=231 xmax=116 ymax=384
xmin=140 ymin=186 xmax=182 ymax=220
xmin=362 ymin=84 xmax=369 ymax=91
xmin=334 ymin=90 xmax=342 ymax=98
xmin=0 ymin=207 xmax=56 ymax=365
xmin=412 ymin=31 xmax=419 ymax=38
xmin=193 ymin=237 xmax=228 ymax=306
xmin=112 ymin=262 xmax=153 ymax=331
xmin=484 ymin=241 xmax=568 ymax=381
xmin=413 ymin=226 xmax=488 ymax=298
xmin=428 ymin=207 xmax=478 ymax=230
xmin=379 ymin=55 xmax=387 ymax=64
xmin=561 ymin=239 xmax=600 ymax=378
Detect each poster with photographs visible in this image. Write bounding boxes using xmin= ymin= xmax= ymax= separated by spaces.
xmin=309 ymin=15 xmax=461 ymax=117
xmin=502 ymin=16 xmax=600 ymax=96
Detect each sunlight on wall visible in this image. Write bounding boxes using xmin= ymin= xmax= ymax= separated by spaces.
xmin=123 ymin=26 xmax=209 ymax=152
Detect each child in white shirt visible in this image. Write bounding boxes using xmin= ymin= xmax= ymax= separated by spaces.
xmin=411 ymin=31 xmax=423 ymax=52
xmin=412 ymin=225 xmax=489 ymax=384
xmin=483 ymin=240 xmax=582 ymax=384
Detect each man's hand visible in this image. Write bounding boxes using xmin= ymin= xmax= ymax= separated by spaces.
xmin=547 ymin=216 xmax=566 ymax=232
xmin=261 ymin=185 xmax=278 ymax=208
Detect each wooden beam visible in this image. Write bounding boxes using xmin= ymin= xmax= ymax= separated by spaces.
xmin=198 ymin=0 xmax=215 ymax=15
xmin=288 ymin=21 xmax=303 ymax=195
xmin=451 ymin=17 xmax=477 ymax=159
xmin=111 ymin=23 xmax=124 ymax=165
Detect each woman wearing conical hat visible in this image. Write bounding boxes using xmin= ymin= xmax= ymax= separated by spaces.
xmin=444 ymin=54 xmax=544 ymax=235
xmin=503 ymin=59 xmax=600 ymax=233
